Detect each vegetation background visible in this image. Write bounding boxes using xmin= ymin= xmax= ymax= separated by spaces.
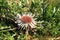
xmin=0 ymin=0 xmax=60 ymax=40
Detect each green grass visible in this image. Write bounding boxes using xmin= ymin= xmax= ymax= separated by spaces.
xmin=0 ymin=0 xmax=60 ymax=40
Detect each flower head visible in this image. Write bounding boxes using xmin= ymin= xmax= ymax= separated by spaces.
xmin=15 ymin=12 xmax=36 ymax=29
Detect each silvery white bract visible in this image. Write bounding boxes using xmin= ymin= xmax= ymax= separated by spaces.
xmin=15 ymin=12 xmax=37 ymax=29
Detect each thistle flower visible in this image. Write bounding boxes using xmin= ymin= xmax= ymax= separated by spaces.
xmin=15 ymin=12 xmax=37 ymax=30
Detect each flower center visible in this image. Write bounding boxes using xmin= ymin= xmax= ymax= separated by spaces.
xmin=21 ymin=16 xmax=32 ymax=23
